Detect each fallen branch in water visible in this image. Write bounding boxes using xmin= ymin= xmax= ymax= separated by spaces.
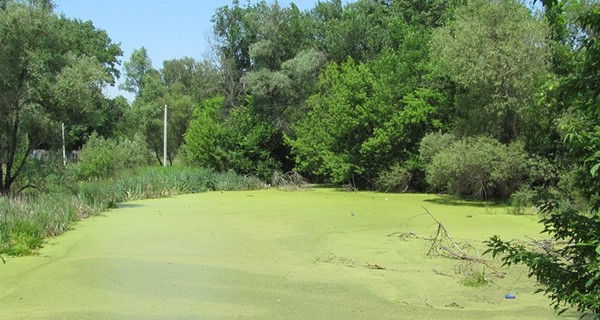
xmin=421 ymin=206 xmax=505 ymax=277
xmin=366 ymin=262 xmax=386 ymax=270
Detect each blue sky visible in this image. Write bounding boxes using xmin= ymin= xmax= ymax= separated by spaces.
xmin=55 ymin=0 xmax=349 ymax=100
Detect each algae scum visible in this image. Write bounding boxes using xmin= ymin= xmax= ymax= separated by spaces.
xmin=0 ymin=189 xmax=580 ymax=319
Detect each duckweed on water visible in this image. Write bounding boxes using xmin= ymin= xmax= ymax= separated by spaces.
xmin=0 ymin=189 xmax=584 ymax=319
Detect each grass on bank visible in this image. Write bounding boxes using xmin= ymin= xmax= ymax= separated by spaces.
xmin=0 ymin=166 xmax=265 ymax=256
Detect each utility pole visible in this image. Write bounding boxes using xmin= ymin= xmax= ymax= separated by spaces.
xmin=62 ymin=122 xmax=66 ymax=166
xmin=163 ymin=105 xmax=168 ymax=167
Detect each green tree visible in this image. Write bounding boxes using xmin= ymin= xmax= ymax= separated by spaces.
xmin=290 ymin=55 xmax=446 ymax=187
xmin=126 ymin=62 xmax=220 ymax=166
xmin=120 ymin=47 xmax=153 ymax=95
xmin=486 ymin=4 xmax=600 ymax=317
xmin=0 ymin=1 xmax=121 ymax=194
xmin=431 ymin=0 xmax=549 ymax=143
xmin=51 ymin=55 xmax=111 ymax=149
xmin=212 ymin=0 xmax=256 ymax=107
xmin=161 ymin=57 xmax=222 ymax=103
xmin=125 ymin=70 xmax=167 ymax=165
xmin=183 ymin=97 xmax=227 ymax=170
xmin=55 ymin=16 xmax=122 ymax=81
xmin=309 ymin=0 xmax=392 ymax=63
xmin=184 ymin=96 xmax=283 ymax=180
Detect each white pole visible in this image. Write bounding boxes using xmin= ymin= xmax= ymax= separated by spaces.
xmin=62 ymin=122 xmax=66 ymax=166
xmin=163 ymin=105 xmax=168 ymax=167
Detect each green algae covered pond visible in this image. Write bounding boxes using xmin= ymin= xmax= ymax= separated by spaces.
xmin=0 ymin=189 xmax=582 ymax=319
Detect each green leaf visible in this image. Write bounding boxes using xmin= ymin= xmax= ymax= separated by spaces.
xmin=591 ymin=163 xmax=600 ymax=177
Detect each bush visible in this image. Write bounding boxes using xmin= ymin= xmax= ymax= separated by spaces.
xmin=75 ymin=133 xmax=149 ymax=180
xmin=419 ymin=132 xmax=457 ymax=164
xmin=184 ymin=97 xmax=283 ymax=181
xmin=271 ymin=171 xmax=310 ymax=191
xmin=506 ymin=185 xmax=537 ymax=215
xmin=375 ymin=163 xmax=412 ymax=193
xmin=16 ymin=152 xmax=73 ymax=194
xmin=423 ymin=136 xmax=529 ymax=200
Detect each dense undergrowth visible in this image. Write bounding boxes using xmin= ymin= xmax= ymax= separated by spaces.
xmin=0 ymin=166 xmax=264 ymax=256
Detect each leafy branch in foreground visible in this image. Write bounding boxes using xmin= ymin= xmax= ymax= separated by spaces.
xmin=486 ymin=4 xmax=600 ymax=318
xmin=485 ymin=203 xmax=600 ymax=318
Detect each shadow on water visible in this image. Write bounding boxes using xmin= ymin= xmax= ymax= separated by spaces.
xmin=423 ymin=195 xmax=503 ymax=208
xmin=116 ymin=203 xmax=144 ymax=209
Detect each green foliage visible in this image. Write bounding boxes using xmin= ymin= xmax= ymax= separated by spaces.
xmin=558 ymin=5 xmax=600 ymax=212
xmin=431 ymin=0 xmax=549 ymax=142
xmin=122 ymin=55 xmax=217 ymax=165
xmin=290 ymin=59 xmax=379 ymax=185
xmin=184 ymin=97 xmax=283 ymax=181
xmin=161 ymin=57 xmax=222 ymax=103
xmin=459 ymin=265 xmax=491 ymax=288
xmin=486 ymin=6 xmax=600 ymax=318
xmin=120 ymin=46 xmax=153 ymax=94
xmin=290 ymin=56 xmax=445 ymax=188
xmin=423 ymin=136 xmax=529 ymax=200
xmin=13 ymin=152 xmax=61 ymax=193
xmin=419 ymin=132 xmax=457 ymax=165
xmin=0 ymin=219 xmax=43 ymax=256
xmin=75 ymin=135 xmax=116 ymax=179
xmin=506 ymin=186 xmax=537 ymax=216
xmin=75 ymin=133 xmax=149 ymax=180
xmin=486 ymin=203 xmax=600 ymax=317
xmin=183 ymin=97 xmax=227 ymax=170
xmin=209 ymin=170 xmax=265 ymax=192
xmin=0 ymin=2 xmax=121 ymax=194
xmin=0 ymin=192 xmax=99 ymax=255
xmin=223 ymin=104 xmax=283 ymax=180
xmin=117 ymin=167 xmax=264 ymax=199
xmin=374 ymin=163 xmax=411 ymax=193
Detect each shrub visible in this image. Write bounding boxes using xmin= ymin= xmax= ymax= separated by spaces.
xmin=424 ymin=136 xmax=529 ymax=201
xmin=75 ymin=133 xmax=149 ymax=180
xmin=506 ymin=185 xmax=537 ymax=215
xmin=183 ymin=97 xmax=227 ymax=170
xmin=271 ymin=171 xmax=310 ymax=191
xmin=375 ymin=163 xmax=412 ymax=193
xmin=16 ymin=152 xmax=73 ymax=194
xmin=184 ymin=97 xmax=283 ymax=181
xmin=419 ymin=132 xmax=457 ymax=164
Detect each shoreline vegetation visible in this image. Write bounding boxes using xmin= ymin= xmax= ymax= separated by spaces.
xmin=0 ymin=166 xmax=265 ymax=256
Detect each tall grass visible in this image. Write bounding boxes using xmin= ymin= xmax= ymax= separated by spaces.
xmin=0 ymin=193 xmax=101 ymax=256
xmin=0 ymin=166 xmax=266 ymax=256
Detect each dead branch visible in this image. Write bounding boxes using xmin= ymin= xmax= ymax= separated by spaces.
xmin=366 ymin=262 xmax=386 ymax=270
xmin=421 ymin=206 xmax=505 ymax=277
xmin=525 ymin=236 xmax=570 ymax=258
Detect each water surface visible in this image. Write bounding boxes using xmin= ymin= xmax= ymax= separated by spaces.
xmin=0 ymin=189 xmax=577 ymax=319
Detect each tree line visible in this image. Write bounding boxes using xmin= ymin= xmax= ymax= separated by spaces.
xmin=117 ymin=0 xmax=596 ymax=202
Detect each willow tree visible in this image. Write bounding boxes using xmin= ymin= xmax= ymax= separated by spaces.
xmin=431 ymin=0 xmax=549 ymax=143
